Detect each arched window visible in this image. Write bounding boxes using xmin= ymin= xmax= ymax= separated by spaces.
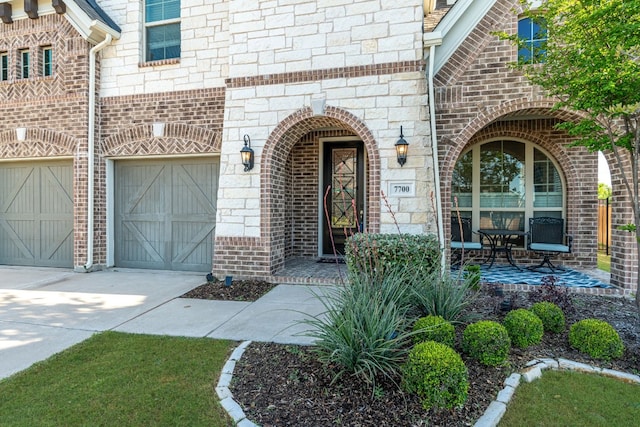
xmin=518 ymin=17 xmax=547 ymax=64
xmin=452 ymin=140 xmax=564 ymax=248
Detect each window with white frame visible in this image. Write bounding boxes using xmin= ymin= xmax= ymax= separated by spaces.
xmin=452 ymin=140 xmax=564 ymax=247
xmin=1 ymin=52 xmax=7 ymax=81
xmin=20 ymin=49 xmax=29 ymax=79
xmin=518 ymin=17 xmax=547 ymax=64
xmin=42 ymin=46 xmax=52 ymax=77
xmin=144 ymin=0 xmax=181 ymax=62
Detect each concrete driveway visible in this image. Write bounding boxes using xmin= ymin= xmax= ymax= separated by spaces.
xmin=0 ymin=266 xmax=205 ymax=380
xmin=0 ymin=266 xmax=329 ymax=381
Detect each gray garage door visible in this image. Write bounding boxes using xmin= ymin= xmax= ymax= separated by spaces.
xmin=115 ymin=158 xmax=218 ymax=272
xmin=0 ymin=161 xmax=74 ymax=267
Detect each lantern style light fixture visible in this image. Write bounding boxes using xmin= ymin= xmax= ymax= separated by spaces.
xmin=240 ymin=134 xmax=254 ymax=172
xmin=395 ymin=126 xmax=409 ymax=166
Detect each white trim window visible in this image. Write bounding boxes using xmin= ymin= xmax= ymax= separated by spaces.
xmin=0 ymin=52 xmax=7 ymax=81
xmin=42 ymin=46 xmax=52 ymax=77
xmin=452 ymin=140 xmax=565 ymax=247
xmin=144 ymin=0 xmax=181 ymax=62
xmin=518 ymin=17 xmax=547 ymax=64
xmin=20 ymin=49 xmax=29 ymax=79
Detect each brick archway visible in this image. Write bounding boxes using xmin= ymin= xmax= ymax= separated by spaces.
xmin=260 ymin=105 xmax=380 ymax=273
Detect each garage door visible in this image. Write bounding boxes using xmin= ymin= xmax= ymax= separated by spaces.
xmin=115 ymin=158 xmax=218 ymax=272
xmin=0 ymin=161 xmax=74 ymax=267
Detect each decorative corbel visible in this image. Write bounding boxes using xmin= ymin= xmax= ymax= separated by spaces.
xmin=24 ymin=0 xmax=39 ymax=19
xmin=0 ymin=4 xmax=13 ymax=24
xmin=52 ymin=0 xmax=66 ymax=14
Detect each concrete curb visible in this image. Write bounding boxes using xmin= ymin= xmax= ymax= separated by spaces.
xmin=217 ymin=342 xmax=640 ymax=427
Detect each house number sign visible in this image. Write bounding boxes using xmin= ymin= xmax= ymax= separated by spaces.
xmin=389 ymin=181 xmax=415 ymax=197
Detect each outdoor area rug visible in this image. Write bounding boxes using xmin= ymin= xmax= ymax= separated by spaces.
xmin=452 ymin=264 xmax=612 ymax=289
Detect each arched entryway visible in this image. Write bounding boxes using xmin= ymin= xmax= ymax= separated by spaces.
xmin=260 ymin=106 xmax=380 ymax=273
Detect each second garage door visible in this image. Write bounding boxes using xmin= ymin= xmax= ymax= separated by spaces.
xmin=115 ymin=158 xmax=219 ymax=272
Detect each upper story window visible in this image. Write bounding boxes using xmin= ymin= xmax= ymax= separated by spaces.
xmin=1 ymin=52 xmax=7 ymax=81
xmin=518 ymin=17 xmax=547 ymax=64
xmin=20 ymin=49 xmax=29 ymax=79
xmin=42 ymin=46 xmax=52 ymax=77
xmin=144 ymin=0 xmax=181 ymax=62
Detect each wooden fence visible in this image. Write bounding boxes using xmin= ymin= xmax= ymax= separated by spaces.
xmin=598 ymin=199 xmax=612 ymax=253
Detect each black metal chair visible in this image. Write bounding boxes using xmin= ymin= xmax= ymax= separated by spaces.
xmin=451 ymin=217 xmax=485 ymax=265
xmin=527 ymin=217 xmax=573 ymax=272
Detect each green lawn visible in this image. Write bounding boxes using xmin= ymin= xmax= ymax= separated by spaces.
xmin=499 ymin=370 xmax=640 ymax=427
xmin=0 ymin=332 xmax=235 ymax=427
xmin=598 ymin=250 xmax=611 ymax=272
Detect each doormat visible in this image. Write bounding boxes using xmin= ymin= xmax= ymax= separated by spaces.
xmin=317 ymin=258 xmax=346 ymax=264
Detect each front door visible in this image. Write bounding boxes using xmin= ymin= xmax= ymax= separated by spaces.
xmin=322 ymin=141 xmax=365 ymax=255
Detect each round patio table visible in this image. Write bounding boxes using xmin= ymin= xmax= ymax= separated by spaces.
xmin=478 ymin=229 xmax=527 ymax=270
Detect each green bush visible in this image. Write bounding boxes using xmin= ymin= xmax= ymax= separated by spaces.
xmin=412 ymin=271 xmax=477 ymax=323
xmin=464 ymin=264 xmax=481 ymax=291
xmin=412 ymin=315 xmax=455 ymax=347
xmin=462 ymin=321 xmax=511 ymax=366
xmin=569 ymin=319 xmax=624 ymax=360
xmin=345 ymin=233 xmax=441 ymax=281
xmin=530 ymin=302 xmax=565 ymax=333
xmin=403 ymin=341 xmax=469 ymax=410
xmin=503 ymin=308 xmax=544 ymax=348
xmin=302 ymin=263 xmax=416 ymax=389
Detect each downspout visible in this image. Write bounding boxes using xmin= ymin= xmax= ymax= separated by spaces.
xmin=84 ymin=33 xmax=112 ymax=271
xmin=425 ymin=35 xmax=445 ymax=271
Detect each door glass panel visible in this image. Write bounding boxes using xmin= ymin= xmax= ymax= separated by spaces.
xmin=331 ymin=148 xmax=357 ymax=228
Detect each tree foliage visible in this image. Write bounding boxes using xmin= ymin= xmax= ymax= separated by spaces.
xmin=501 ymin=0 xmax=640 ymax=308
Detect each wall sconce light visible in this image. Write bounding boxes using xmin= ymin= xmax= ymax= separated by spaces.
xmin=240 ymin=134 xmax=254 ymax=172
xmin=395 ymin=126 xmax=409 ymax=167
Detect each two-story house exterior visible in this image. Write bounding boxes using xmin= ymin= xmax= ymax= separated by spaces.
xmin=0 ymin=0 xmax=635 ymax=294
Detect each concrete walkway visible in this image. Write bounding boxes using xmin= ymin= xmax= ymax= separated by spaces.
xmin=0 ymin=266 xmax=329 ymax=381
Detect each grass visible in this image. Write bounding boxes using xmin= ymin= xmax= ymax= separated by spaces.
xmin=597 ymin=250 xmax=611 ymax=272
xmin=0 ymin=332 xmax=235 ymax=427
xmin=499 ymin=370 xmax=640 ymax=427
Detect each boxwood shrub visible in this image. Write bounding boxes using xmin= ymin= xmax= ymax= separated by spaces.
xmin=462 ymin=320 xmax=511 ymax=366
xmin=403 ymin=341 xmax=469 ymax=410
xmin=530 ymin=301 xmax=565 ymax=333
xmin=412 ymin=315 xmax=455 ymax=347
xmin=502 ymin=308 xmax=544 ymax=348
xmin=569 ymin=318 xmax=624 ymax=360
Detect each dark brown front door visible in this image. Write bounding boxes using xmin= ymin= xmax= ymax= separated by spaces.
xmin=322 ymin=141 xmax=365 ymax=255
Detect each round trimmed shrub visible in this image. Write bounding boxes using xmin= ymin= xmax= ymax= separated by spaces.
xmin=403 ymin=341 xmax=469 ymax=410
xmin=530 ymin=302 xmax=565 ymax=333
xmin=569 ymin=318 xmax=624 ymax=360
xmin=412 ymin=315 xmax=455 ymax=347
xmin=462 ymin=320 xmax=511 ymax=366
xmin=503 ymin=308 xmax=544 ymax=348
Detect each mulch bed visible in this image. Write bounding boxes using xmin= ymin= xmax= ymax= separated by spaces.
xmin=227 ymin=287 xmax=640 ymax=426
xmin=180 ymin=279 xmax=277 ymax=302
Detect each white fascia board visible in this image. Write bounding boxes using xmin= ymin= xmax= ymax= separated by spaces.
xmin=64 ymin=1 xmax=120 ymax=44
xmin=427 ymin=0 xmax=498 ymax=73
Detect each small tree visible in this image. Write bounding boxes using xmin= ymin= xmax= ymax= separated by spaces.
xmin=502 ymin=0 xmax=640 ymax=309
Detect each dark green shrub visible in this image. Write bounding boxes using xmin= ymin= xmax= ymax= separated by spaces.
xmin=412 ymin=315 xmax=455 ymax=347
xmin=412 ymin=271 xmax=478 ymax=323
xmin=463 ymin=264 xmax=481 ymax=291
xmin=503 ymin=309 xmax=544 ymax=348
xmin=403 ymin=341 xmax=469 ymax=410
xmin=569 ymin=319 xmax=624 ymax=360
xmin=530 ymin=302 xmax=565 ymax=333
xmin=345 ymin=233 xmax=441 ymax=281
xmin=462 ymin=320 xmax=511 ymax=366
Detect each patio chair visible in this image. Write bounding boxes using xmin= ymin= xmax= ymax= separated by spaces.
xmin=451 ymin=217 xmax=485 ymax=265
xmin=527 ymin=217 xmax=573 ymax=272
